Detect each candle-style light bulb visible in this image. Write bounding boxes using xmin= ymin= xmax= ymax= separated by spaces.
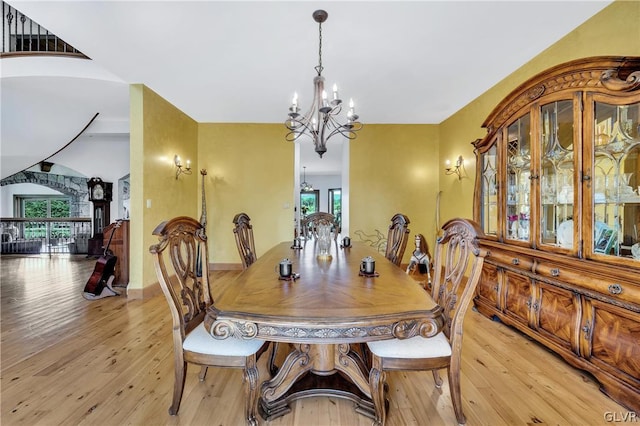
xmin=186 ymin=159 xmax=191 ymax=170
xmin=332 ymin=84 xmax=338 ymax=100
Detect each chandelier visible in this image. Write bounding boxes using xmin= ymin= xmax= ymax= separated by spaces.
xmin=285 ymin=10 xmax=363 ymax=158
xmin=300 ymin=166 xmax=314 ymax=192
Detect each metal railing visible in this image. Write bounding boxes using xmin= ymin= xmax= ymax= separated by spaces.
xmin=2 ymin=1 xmax=85 ymax=56
xmin=1 ymin=217 xmax=92 ymax=255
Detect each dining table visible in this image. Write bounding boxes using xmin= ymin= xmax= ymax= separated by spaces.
xmin=204 ymin=239 xmax=444 ymax=421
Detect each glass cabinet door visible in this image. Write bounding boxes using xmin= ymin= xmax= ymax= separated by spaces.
xmin=480 ymin=143 xmax=498 ymax=237
xmin=506 ymin=114 xmax=531 ymax=242
xmin=539 ymin=100 xmax=575 ymax=249
xmin=592 ymin=100 xmax=640 ymax=261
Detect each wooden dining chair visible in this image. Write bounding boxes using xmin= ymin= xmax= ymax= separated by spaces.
xmin=232 ymin=212 xmax=280 ymax=375
xmin=367 ymin=218 xmax=488 ymax=426
xmin=384 ymin=213 xmax=411 ymax=266
xmin=149 ymin=216 xmax=271 ymax=425
xmin=233 ymin=212 xmax=257 ymax=269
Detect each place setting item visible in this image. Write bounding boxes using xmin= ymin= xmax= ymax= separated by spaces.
xmin=340 ymin=236 xmax=352 ymax=249
xmin=291 ymin=237 xmax=302 ymax=250
xmin=276 ymin=258 xmax=299 ymax=281
xmin=359 ymin=256 xmax=379 ymax=277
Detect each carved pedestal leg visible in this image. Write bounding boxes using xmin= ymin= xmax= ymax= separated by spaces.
xmin=259 ymin=344 xmax=312 ymax=420
xmin=259 ymin=343 xmax=378 ymax=421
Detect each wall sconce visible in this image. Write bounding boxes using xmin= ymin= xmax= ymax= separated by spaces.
xmin=445 ymin=155 xmax=464 ymax=180
xmin=174 ymin=155 xmax=192 ymax=179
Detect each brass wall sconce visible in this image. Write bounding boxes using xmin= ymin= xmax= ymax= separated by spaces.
xmin=445 ymin=155 xmax=464 ymax=180
xmin=174 ymin=155 xmax=192 ymax=179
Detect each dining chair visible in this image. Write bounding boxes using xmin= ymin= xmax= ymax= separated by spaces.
xmin=149 ymin=216 xmax=271 ymax=425
xmin=384 ymin=213 xmax=411 ymax=266
xmin=367 ymin=218 xmax=488 ymax=425
xmin=232 ymin=212 xmax=280 ymax=375
xmin=300 ymin=211 xmax=339 ymax=241
xmin=233 ymin=212 xmax=257 ymax=269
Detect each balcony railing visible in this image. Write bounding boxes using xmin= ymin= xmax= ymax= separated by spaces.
xmin=1 ymin=217 xmax=92 ymax=255
xmin=2 ymin=1 xmax=86 ymax=57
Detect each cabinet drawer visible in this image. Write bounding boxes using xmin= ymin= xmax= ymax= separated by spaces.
xmin=489 ymin=250 xmax=534 ymax=272
xmin=535 ymin=261 xmax=640 ymax=307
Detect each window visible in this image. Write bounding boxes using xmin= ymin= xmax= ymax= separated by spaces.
xmin=19 ymin=196 xmax=70 ymax=218
xmin=16 ymin=196 xmax=71 ymax=238
xmin=329 ymin=188 xmax=341 ymax=227
xmin=300 ymin=190 xmax=320 ymax=216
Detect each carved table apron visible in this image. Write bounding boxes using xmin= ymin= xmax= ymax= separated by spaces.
xmin=204 ymin=241 xmax=443 ymax=421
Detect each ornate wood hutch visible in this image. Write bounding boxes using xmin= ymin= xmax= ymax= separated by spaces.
xmin=472 ymin=57 xmax=640 ymax=412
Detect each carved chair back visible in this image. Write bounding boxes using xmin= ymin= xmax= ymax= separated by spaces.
xmin=431 ymin=218 xmax=488 ymax=343
xmin=384 ymin=213 xmax=411 ymax=266
xmin=150 ymin=216 xmax=211 ymax=338
xmin=301 ymin=212 xmax=339 ymax=241
xmin=233 ymin=212 xmax=257 ymax=270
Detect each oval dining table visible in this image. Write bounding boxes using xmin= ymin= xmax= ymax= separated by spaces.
xmin=204 ymin=240 xmax=444 ymax=422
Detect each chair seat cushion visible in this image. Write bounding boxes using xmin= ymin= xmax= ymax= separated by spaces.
xmin=367 ymin=332 xmax=451 ymax=358
xmin=183 ymin=323 xmax=266 ymax=356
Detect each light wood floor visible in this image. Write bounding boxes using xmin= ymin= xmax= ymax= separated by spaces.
xmin=0 ymin=255 xmax=628 ymax=426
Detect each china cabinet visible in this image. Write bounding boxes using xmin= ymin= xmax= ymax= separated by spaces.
xmin=472 ymin=57 xmax=640 ymax=412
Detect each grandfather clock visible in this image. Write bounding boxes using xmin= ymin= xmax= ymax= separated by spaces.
xmin=87 ymin=177 xmax=113 ymax=256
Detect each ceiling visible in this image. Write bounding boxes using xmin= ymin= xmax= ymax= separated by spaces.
xmin=1 ymin=1 xmax=612 ymax=178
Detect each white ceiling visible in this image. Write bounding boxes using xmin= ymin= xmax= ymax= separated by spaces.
xmin=2 ymin=0 xmax=612 ymax=178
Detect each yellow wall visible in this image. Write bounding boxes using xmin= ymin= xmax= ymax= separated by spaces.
xmin=438 ymin=0 xmax=640 ymax=224
xmin=351 ymin=124 xmax=440 ymax=263
xmin=129 ymin=85 xmax=198 ymax=297
xmin=198 ymin=123 xmax=294 ymax=264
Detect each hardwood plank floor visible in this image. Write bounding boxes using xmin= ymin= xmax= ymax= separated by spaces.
xmin=0 ymin=255 xmax=629 ymax=425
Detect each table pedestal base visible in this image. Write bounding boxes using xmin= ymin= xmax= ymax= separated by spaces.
xmin=259 ymin=343 xmax=375 ymax=421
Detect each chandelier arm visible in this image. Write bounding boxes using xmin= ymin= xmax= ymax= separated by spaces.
xmin=325 ymin=123 xmax=360 ymax=141
xmin=286 ymin=114 xmax=322 ymax=143
xmin=325 ymin=113 xmax=363 ymax=138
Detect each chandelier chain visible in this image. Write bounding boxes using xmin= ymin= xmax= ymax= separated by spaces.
xmin=315 ymin=21 xmax=323 ymax=76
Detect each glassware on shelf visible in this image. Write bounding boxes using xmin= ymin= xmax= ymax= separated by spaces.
xmin=620 ymin=172 xmax=634 ymax=195
xmin=518 ymin=214 xmax=530 ymax=240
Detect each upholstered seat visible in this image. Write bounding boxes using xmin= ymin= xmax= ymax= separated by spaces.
xmin=367 ymin=332 xmax=451 ymax=359
xmin=367 ymin=218 xmax=488 ymax=426
xmin=183 ymin=323 xmax=266 ymax=356
xmin=149 ymin=216 xmax=271 ymax=425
